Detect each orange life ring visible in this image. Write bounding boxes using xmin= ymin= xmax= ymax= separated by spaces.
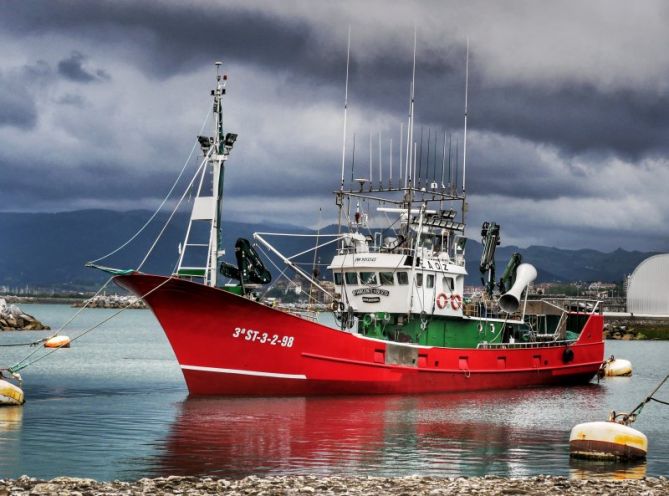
xmin=451 ymin=294 xmax=462 ymax=310
xmin=436 ymin=292 xmax=449 ymax=309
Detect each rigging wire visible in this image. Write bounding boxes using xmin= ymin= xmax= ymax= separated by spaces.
xmin=4 ymin=109 xmax=214 ymax=373
xmin=90 ymin=108 xmax=212 ymax=265
xmin=137 ymin=147 xmax=213 ymax=271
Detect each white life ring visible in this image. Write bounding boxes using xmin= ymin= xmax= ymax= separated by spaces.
xmin=451 ymin=294 xmax=462 ymax=310
xmin=436 ymin=292 xmax=449 ymax=309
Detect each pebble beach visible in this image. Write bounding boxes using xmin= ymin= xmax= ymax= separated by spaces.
xmin=2 ymin=475 xmax=668 ymax=496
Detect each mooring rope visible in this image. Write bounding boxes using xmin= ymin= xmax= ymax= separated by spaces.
xmin=0 ymin=341 xmax=44 ymax=348
xmin=649 ymin=396 xmax=669 ymax=407
xmin=615 ymin=373 xmax=669 ymax=425
xmin=6 ymin=277 xmax=173 ymax=374
xmin=3 ymin=277 xmax=116 ymax=369
xmin=1 ymin=106 xmax=214 ymax=377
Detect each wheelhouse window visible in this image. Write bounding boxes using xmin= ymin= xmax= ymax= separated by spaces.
xmin=426 ymin=274 xmax=434 ymax=288
xmin=379 ymin=272 xmax=394 ymax=285
xmin=397 ymin=272 xmax=409 ymax=285
xmin=345 ymin=272 xmax=358 ymax=285
xmin=360 ymin=272 xmax=377 ymax=285
xmin=334 ymin=272 xmax=343 ymax=285
xmin=416 ymin=274 xmax=423 ymax=287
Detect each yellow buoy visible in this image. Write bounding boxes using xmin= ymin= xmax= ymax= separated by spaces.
xmin=600 ymin=355 xmax=632 ymax=377
xmin=0 ymin=379 xmax=25 ymax=406
xmin=44 ymin=335 xmax=71 ymax=348
xmin=569 ymin=421 xmax=647 ymax=460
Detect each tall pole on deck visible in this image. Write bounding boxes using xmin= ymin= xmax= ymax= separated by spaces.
xmin=210 ymin=61 xmax=226 ymax=288
xmin=461 ymin=38 xmax=470 ymax=225
xmin=339 ymin=26 xmax=351 ymax=192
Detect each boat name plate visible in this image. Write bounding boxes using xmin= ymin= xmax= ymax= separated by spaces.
xmin=352 ymin=288 xmax=390 ymax=297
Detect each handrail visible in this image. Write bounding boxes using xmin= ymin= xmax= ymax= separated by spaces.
xmin=477 ymin=339 xmax=576 ymax=350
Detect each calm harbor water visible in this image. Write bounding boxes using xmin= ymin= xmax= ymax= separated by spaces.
xmin=0 ymin=303 xmax=667 ymax=481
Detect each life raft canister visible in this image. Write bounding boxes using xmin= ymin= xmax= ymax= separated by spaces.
xmin=451 ymin=294 xmax=463 ymax=310
xmin=436 ymin=293 xmax=449 ymax=310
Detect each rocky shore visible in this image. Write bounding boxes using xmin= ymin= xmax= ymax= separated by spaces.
xmin=72 ymin=294 xmax=147 ymax=309
xmin=605 ymin=319 xmax=669 ymax=340
xmin=0 ymin=299 xmax=50 ymax=331
xmin=0 ymin=475 xmax=667 ymax=495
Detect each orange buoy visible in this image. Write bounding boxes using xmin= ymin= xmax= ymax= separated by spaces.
xmin=44 ymin=335 xmax=71 ymax=348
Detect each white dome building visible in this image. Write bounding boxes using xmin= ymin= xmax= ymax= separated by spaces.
xmin=627 ymin=254 xmax=669 ymax=316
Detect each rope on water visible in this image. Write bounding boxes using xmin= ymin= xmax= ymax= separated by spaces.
xmin=0 ymin=339 xmax=46 ymax=348
xmin=650 ymin=397 xmax=669 ymax=407
xmin=5 ymin=277 xmax=115 ymax=371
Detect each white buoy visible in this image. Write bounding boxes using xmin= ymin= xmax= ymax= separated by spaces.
xmin=600 ymin=355 xmax=632 ymax=377
xmin=44 ymin=335 xmax=71 ymax=348
xmin=569 ymin=421 xmax=647 ymax=460
xmin=0 ymin=379 xmax=25 ymax=406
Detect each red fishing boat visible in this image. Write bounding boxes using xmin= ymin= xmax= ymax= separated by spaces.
xmin=106 ymin=55 xmax=604 ymax=397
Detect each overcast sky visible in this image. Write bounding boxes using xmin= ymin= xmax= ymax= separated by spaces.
xmin=1 ymin=0 xmax=668 ymax=252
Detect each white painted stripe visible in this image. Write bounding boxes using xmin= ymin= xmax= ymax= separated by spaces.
xmin=181 ymin=364 xmax=307 ymax=380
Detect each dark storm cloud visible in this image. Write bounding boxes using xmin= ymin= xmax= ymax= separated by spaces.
xmin=0 ymin=1 xmax=331 ymax=80
xmin=57 ymin=51 xmax=110 ymax=83
xmin=1 ymin=0 xmax=668 ymax=252
xmin=470 ymin=81 xmax=669 ymax=160
xmin=4 ymin=1 xmax=668 ymax=161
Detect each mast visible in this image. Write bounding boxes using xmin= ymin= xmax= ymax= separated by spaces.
xmin=210 ymin=62 xmax=225 ymax=287
xmin=176 ymin=62 xmax=236 ymax=287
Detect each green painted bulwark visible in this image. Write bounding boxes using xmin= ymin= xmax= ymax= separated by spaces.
xmin=176 ymin=268 xmax=206 ymax=277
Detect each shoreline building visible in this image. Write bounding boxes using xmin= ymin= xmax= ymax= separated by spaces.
xmin=626 ymin=254 xmax=669 ymax=317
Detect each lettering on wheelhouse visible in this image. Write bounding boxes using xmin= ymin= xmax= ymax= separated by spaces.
xmin=354 ymin=257 xmax=377 ymax=263
xmin=352 ymin=288 xmax=390 ymax=297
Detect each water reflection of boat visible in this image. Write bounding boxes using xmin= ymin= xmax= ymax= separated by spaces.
xmin=153 ymin=389 xmax=604 ymax=478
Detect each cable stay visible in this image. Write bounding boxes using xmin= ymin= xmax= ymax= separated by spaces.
xmin=0 ymin=96 xmax=220 ymax=381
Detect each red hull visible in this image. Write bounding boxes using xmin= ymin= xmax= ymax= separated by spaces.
xmin=115 ymin=274 xmax=605 ymax=396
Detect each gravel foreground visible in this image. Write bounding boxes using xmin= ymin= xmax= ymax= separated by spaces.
xmin=1 ymin=475 xmax=668 ymax=495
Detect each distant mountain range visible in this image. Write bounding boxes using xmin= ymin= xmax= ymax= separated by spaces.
xmin=0 ymin=210 xmax=655 ymax=291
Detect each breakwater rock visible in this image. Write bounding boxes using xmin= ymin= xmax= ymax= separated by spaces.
xmin=605 ymin=319 xmax=669 ymax=340
xmin=72 ymin=294 xmax=147 ymax=309
xmin=0 ymin=298 xmax=50 ymax=331
xmin=0 ymin=475 xmax=667 ymax=495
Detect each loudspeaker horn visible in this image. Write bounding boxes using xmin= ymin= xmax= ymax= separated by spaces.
xmin=499 ymin=263 xmax=537 ymax=314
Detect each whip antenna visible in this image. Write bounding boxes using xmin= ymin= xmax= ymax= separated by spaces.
xmin=339 ymin=26 xmax=351 ymax=190
xmin=462 ymin=38 xmax=469 ymax=194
